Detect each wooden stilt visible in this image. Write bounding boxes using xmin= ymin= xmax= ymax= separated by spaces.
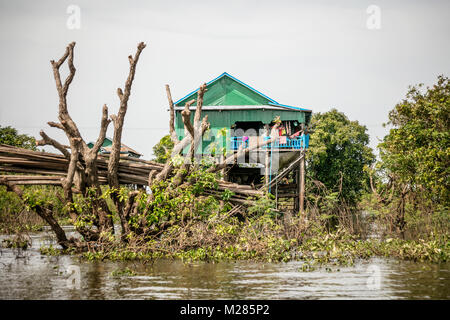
xmin=220 ymin=154 xmax=227 ymax=181
xmin=264 ymin=124 xmax=270 ymax=188
xmin=265 ymin=148 xmax=270 ymax=187
xmin=295 ymin=165 xmax=300 ymax=213
xmin=299 ymin=150 xmax=305 ymax=215
xmin=275 ymin=180 xmax=278 ymax=209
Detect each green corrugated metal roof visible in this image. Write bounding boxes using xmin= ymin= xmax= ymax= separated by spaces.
xmin=175 ymin=72 xmax=274 ymax=106
xmin=174 ymin=72 xmax=311 ymax=112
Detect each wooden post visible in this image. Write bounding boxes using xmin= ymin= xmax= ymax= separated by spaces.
xmin=299 ymin=150 xmax=305 ymax=215
xmin=264 ymin=124 xmax=270 ymax=188
xmin=293 ymin=167 xmax=299 ymax=212
xmin=265 ymin=148 xmax=270 ymax=187
xmin=220 ymin=154 xmax=227 ymax=181
xmin=275 ymin=180 xmax=278 ymax=209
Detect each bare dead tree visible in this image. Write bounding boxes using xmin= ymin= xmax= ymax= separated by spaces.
xmin=0 ymin=42 xmax=147 ymax=248
xmin=107 ymin=42 xmax=146 ymax=240
xmin=44 ymin=42 xmax=117 ymax=239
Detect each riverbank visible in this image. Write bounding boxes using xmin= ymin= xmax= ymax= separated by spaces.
xmin=1 ymin=188 xmax=448 ymax=266
xmin=30 ymin=216 xmax=449 ymax=266
xmin=73 ymin=233 xmax=449 ymax=265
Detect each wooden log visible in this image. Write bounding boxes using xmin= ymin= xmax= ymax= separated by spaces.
xmin=0 ymin=175 xmax=62 ymax=180
xmin=216 ymin=185 xmax=263 ymax=197
xmin=0 ymin=145 xmax=264 ymax=203
xmin=0 ymin=166 xmax=66 ymax=176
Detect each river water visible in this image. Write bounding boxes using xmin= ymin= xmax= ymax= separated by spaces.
xmin=0 ymin=228 xmax=449 ymax=299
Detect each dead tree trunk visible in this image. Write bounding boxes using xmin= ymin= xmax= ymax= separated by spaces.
xmin=0 ymin=42 xmax=147 ymax=246
xmin=45 ymin=42 xmax=118 ymax=238
xmin=107 ymin=42 xmax=146 ymax=240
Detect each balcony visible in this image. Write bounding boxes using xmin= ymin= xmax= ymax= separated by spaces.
xmin=230 ymin=135 xmax=309 ymax=151
xmin=230 ymin=136 xmax=249 ymax=150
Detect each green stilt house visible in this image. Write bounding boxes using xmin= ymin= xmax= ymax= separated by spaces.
xmin=173 ymin=72 xmax=311 ymax=154
xmin=173 ymin=72 xmax=311 ymax=196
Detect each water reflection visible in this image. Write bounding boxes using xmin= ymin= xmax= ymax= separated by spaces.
xmin=0 ymin=231 xmax=448 ymax=299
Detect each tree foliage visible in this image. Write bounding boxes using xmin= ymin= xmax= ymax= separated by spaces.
xmin=152 ymin=134 xmax=174 ymax=164
xmin=0 ymin=126 xmax=36 ymax=150
xmin=378 ymin=75 xmax=450 ymax=205
xmin=306 ymin=109 xmax=375 ymax=205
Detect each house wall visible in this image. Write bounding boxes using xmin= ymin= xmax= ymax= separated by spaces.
xmin=175 ymin=109 xmax=306 ymax=138
xmin=174 ymin=109 xmax=308 ymax=155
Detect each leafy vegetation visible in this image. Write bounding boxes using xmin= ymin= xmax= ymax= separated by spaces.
xmin=152 ymin=134 xmax=174 ymax=163
xmin=367 ymin=75 xmax=450 ymax=237
xmin=0 ymin=125 xmax=36 ymax=150
xmin=307 ymin=109 xmax=375 ymax=206
xmin=70 ymin=214 xmax=448 ymax=265
xmin=0 ymin=185 xmax=67 ymax=233
xmin=379 ymin=75 xmax=449 ymax=202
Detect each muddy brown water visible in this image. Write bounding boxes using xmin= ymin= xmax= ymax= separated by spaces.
xmin=0 ymin=227 xmax=449 ymax=299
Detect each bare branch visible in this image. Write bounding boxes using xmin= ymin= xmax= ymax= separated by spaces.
xmin=117 ymin=88 xmax=123 ymax=101
xmin=90 ymin=104 xmax=111 ymax=155
xmin=62 ymin=42 xmax=76 ymax=95
xmin=50 ymin=42 xmax=83 ymax=141
xmin=47 ymin=121 xmax=65 ymax=130
xmin=108 ymin=42 xmax=146 ymax=189
xmin=166 ymin=84 xmax=178 ymax=144
xmin=62 ymin=141 xmax=80 ymax=196
xmin=194 ymin=83 xmax=207 ymax=126
xmin=148 ymin=169 xmax=157 ymax=186
xmin=51 ymin=42 xmax=74 ymax=69
xmin=181 ymin=99 xmax=196 ymax=138
xmin=36 ymin=130 xmax=71 ymax=159
xmin=192 ymin=84 xmax=207 ymax=161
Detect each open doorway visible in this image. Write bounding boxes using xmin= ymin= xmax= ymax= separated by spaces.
xmin=232 ymin=121 xmax=264 ymax=136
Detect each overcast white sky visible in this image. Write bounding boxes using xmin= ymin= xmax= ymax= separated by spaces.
xmin=0 ymin=0 xmax=449 ymax=158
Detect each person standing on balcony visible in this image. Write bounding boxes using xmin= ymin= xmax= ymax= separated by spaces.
xmin=242 ymin=135 xmax=249 ymax=147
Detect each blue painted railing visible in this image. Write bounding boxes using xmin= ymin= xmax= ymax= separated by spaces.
xmin=230 ymin=135 xmax=309 ymax=151
xmin=230 ymin=137 xmax=249 ymax=150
